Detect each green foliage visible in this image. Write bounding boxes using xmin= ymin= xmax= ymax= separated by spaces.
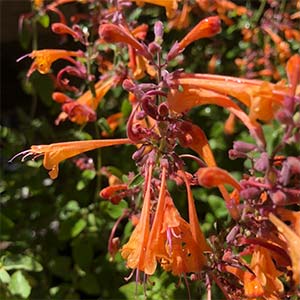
xmin=2 ymin=0 xmax=299 ymax=299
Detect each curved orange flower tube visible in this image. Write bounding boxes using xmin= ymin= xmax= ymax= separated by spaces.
xmin=178 ymin=122 xmax=241 ymax=219
xmin=168 ymin=73 xmax=288 ymax=122
xmin=196 ymin=166 xmax=241 ymax=192
xmin=99 ymin=23 xmax=151 ymax=59
xmin=130 ymin=0 xmax=178 ymax=19
xmin=248 ymin=246 xmax=284 ymax=299
xmin=177 ymin=16 xmax=221 ymax=51
xmin=121 ymin=163 xmax=153 ymax=273
xmin=23 ymin=49 xmax=83 ymax=77
xmin=269 ymin=213 xmax=300 ymax=286
xmin=56 ymin=76 xmax=117 ymax=125
xmin=15 ymin=138 xmax=131 ymax=179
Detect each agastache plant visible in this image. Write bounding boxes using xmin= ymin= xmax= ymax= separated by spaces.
xmin=11 ymin=0 xmax=300 ymax=299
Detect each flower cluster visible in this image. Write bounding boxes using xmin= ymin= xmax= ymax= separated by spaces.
xmin=13 ymin=0 xmax=300 ymax=299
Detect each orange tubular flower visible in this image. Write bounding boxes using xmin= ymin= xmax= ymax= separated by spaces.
xmin=269 ymin=213 xmax=300 ymax=286
xmin=224 ymin=112 xmax=236 ymax=135
xmin=196 ymin=166 xmax=241 ymax=192
xmin=178 ymin=122 xmax=241 ymax=219
xmin=167 ymin=72 xmax=290 ymax=123
xmin=262 ymin=26 xmax=291 ymax=62
xmin=56 ymin=76 xmax=117 ymax=125
xmin=181 ymin=171 xmax=211 ymax=254
xmin=286 ymin=53 xmax=300 ymax=97
xmin=160 ymin=196 xmax=207 ymax=275
xmin=128 ymin=47 xmax=156 ymax=80
xmin=222 ymin=265 xmax=264 ymax=298
xmin=130 ymin=0 xmax=178 ymax=19
xmin=177 ymin=16 xmax=221 ymax=51
xmin=147 ymin=166 xmax=208 ymax=276
xmin=248 ymin=246 xmax=284 ymax=299
xmin=168 ymin=2 xmax=191 ymax=30
xmin=14 ymin=138 xmax=131 ymax=179
xmin=143 ymin=165 xmax=169 ymax=275
xmin=101 ymin=112 xmax=123 ymax=137
xmin=22 ymin=49 xmax=83 ymax=77
xmin=121 ymin=163 xmax=153 ymax=273
xmin=276 ymin=208 xmax=300 ymax=237
xmin=99 ymin=23 xmax=151 ymax=59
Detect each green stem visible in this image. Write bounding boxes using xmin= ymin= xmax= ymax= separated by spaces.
xmin=30 ymin=17 xmax=38 ymax=119
xmin=253 ymin=0 xmax=267 ymax=24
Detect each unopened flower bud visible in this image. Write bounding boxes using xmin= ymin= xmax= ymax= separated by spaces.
xmin=167 ymin=41 xmax=180 ymax=61
xmin=279 ymin=161 xmax=290 ymax=186
xmin=135 ymin=110 xmax=146 ymax=120
xmin=52 ymin=92 xmax=71 ymax=103
xmin=240 ymin=187 xmax=261 ymax=200
xmin=154 ymin=21 xmax=164 ymax=40
xmin=158 ymin=102 xmax=169 ymax=117
xmin=275 ymin=108 xmax=293 ymax=124
xmin=132 ymin=145 xmax=146 ymax=161
xmin=226 ymin=225 xmax=239 ymax=244
xmin=160 ymin=158 xmax=169 ymax=169
xmin=148 ymin=42 xmax=161 ymax=55
xmin=270 ymin=190 xmax=286 ymax=205
xmin=233 ymin=141 xmax=256 ymax=153
xmin=51 ymin=23 xmax=80 ymax=40
xmin=287 ymin=156 xmax=300 ymax=174
xmin=228 ymin=149 xmax=247 ymax=160
xmin=122 ymin=79 xmax=135 ymax=91
xmin=109 ymin=237 xmax=120 ymax=261
xmin=254 ymin=152 xmax=269 ymax=172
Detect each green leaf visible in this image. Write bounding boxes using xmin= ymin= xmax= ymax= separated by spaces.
xmin=0 ymin=213 xmax=15 ymax=231
xmin=105 ymin=199 xmax=128 ymax=219
xmin=19 ymin=20 xmax=32 ymax=50
xmin=97 ymin=118 xmax=112 ymax=135
xmin=37 ymin=14 xmax=50 ymax=28
xmin=2 ymin=254 xmax=43 ymax=272
xmin=0 ymin=268 xmax=11 ymax=284
xmin=121 ymin=99 xmax=132 ymax=117
xmin=8 ymin=270 xmax=31 ymax=298
xmin=208 ymin=195 xmax=228 ymax=218
xmin=30 ymin=72 xmax=54 ymax=106
xmin=129 ymin=173 xmax=144 ymax=188
xmin=78 ymin=273 xmax=100 ymax=295
xmin=82 ymin=169 xmax=96 ymax=180
xmin=119 ymin=282 xmax=144 ymax=300
xmin=71 ymin=218 xmax=87 ymax=238
xmin=72 ymin=239 xmax=93 ymax=270
xmin=48 ymin=257 xmax=72 ymax=280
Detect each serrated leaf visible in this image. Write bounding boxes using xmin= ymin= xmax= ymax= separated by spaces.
xmin=129 ymin=173 xmax=144 ymax=188
xmin=8 ymin=270 xmax=31 ymax=298
xmin=3 ymin=254 xmax=43 ymax=272
xmin=0 ymin=268 xmax=11 ymax=284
